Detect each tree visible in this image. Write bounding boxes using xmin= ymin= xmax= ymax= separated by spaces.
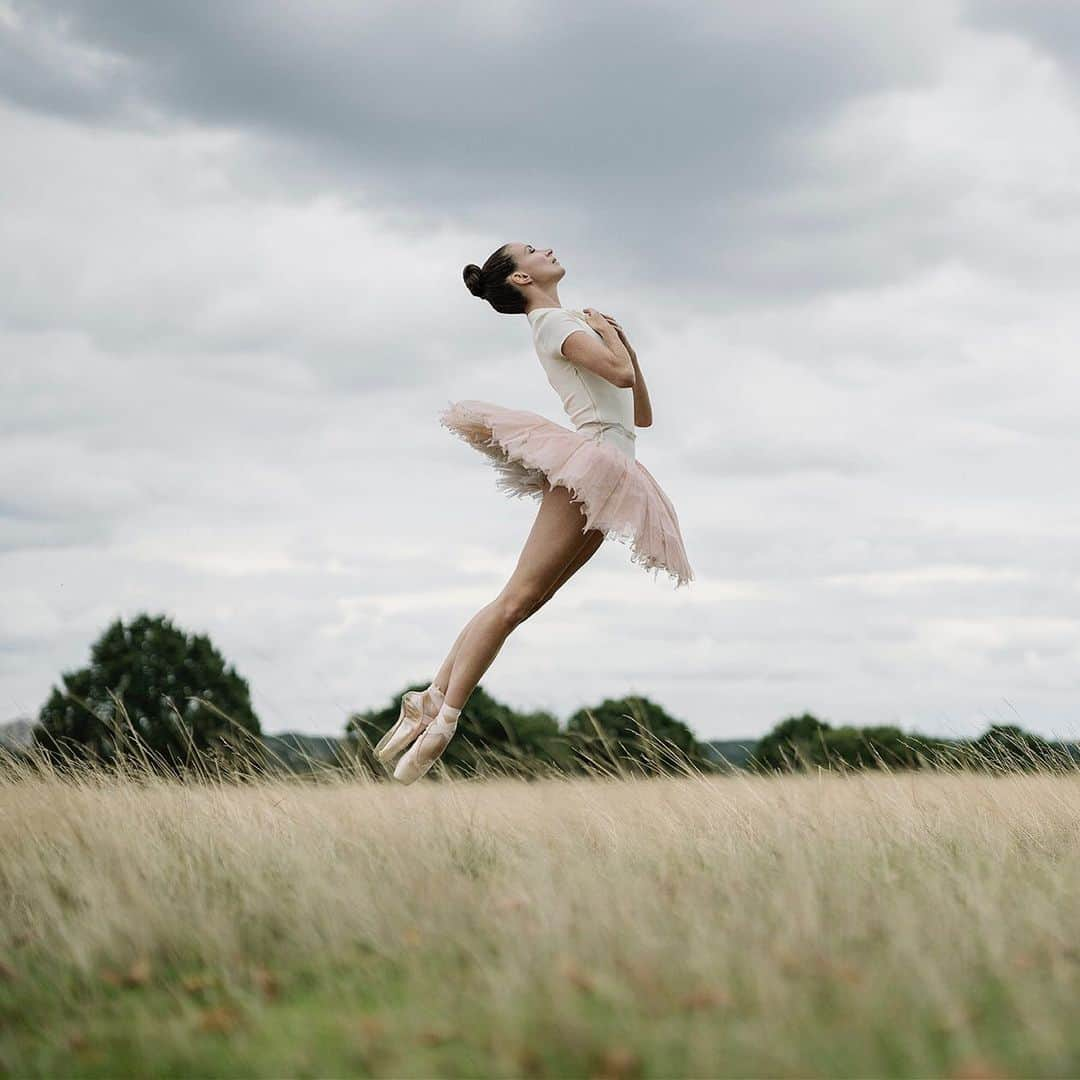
xmin=749 ymin=714 xmax=1070 ymax=774
xmin=35 ymin=613 xmax=260 ymax=769
xmin=750 ymin=712 xmax=832 ymax=772
xmin=966 ymin=723 xmax=1065 ymax=772
xmin=565 ymin=694 xmax=714 ymax=774
xmin=809 ymin=724 xmax=934 ymax=771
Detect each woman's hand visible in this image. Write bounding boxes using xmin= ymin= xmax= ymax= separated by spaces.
xmin=581 ymin=307 xmax=612 ymax=335
xmin=583 ymin=307 xmax=629 ymax=343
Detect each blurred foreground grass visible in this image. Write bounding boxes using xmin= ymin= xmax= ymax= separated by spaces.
xmin=2 ymin=751 xmax=1080 ymax=1078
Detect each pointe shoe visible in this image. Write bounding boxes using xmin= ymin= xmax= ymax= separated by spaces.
xmin=374 ymin=691 xmax=430 ymax=766
xmin=393 ymin=713 xmax=458 ymax=785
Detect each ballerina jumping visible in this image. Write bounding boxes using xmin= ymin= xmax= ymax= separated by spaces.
xmin=376 ymin=242 xmax=694 ymax=783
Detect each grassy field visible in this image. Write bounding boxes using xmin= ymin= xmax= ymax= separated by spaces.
xmin=2 ymin=756 xmax=1080 ymax=1078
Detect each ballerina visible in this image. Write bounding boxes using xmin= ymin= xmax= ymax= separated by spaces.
xmin=376 ymin=242 xmax=694 ymax=784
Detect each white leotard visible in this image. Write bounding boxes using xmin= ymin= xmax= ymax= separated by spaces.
xmin=527 ymin=307 xmax=636 ymax=456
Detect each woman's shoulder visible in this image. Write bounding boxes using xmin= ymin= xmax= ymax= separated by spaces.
xmin=528 ymin=307 xmax=589 ymax=339
xmin=529 ymin=308 xmax=589 ymax=358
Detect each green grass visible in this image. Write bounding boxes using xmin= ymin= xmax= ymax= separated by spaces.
xmin=3 ymin=759 xmax=1080 ymax=1077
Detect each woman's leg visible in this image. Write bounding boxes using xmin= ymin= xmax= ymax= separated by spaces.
xmin=430 ymin=523 xmax=604 ymax=693
xmin=429 ymin=612 xmax=480 ymax=697
xmin=440 ymin=482 xmax=604 ymax=711
xmin=521 ymin=527 xmax=605 ymax=618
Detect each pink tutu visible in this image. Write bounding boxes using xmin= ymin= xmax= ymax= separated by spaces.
xmin=439 ymin=399 xmax=694 ymax=589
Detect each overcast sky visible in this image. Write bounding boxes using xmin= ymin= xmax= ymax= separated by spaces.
xmin=3 ymin=0 xmax=1079 ymax=742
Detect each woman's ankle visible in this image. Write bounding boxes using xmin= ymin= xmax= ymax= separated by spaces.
xmin=422 ymin=682 xmax=446 ymax=714
xmin=437 ymin=702 xmax=462 ymax=725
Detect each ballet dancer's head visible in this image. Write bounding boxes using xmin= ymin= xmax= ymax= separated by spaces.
xmin=462 ymin=242 xmax=565 ymax=315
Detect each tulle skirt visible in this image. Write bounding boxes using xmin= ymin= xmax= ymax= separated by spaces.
xmin=439 ymin=399 xmax=694 ymax=589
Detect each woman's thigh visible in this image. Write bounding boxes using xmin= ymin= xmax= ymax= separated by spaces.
xmin=500 ymin=481 xmax=599 ymax=610
xmin=523 ymin=528 xmax=605 ymax=619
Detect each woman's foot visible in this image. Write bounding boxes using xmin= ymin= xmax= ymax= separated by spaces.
xmin=392 ymin=704 xmax=461 ymax=784
xmin=374 ymin=684 xmax=446 ymax=766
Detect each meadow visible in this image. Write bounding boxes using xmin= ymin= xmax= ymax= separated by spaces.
xmin=2 ymin=751 xmax=1080 ymax=1078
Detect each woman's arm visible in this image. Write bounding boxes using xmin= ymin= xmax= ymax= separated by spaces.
xmin=576 ymin=309 xmax=636 ymax=387
xmin=624 ymin=339 xmax=653 ymax=428
xmin=561 ymin=326 xmax=635 ymax=387
xmin=601 ymin=312 xmax=652 ymax=428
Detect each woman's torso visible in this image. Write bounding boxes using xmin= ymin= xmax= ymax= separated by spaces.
xmin=527 ymin=307 xmax=637 ymax=459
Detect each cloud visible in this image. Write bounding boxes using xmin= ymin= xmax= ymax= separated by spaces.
xmin=3 ymin=0 xmax=1080 ymax=743
xmin=968 ymin=0 xmax=1080 ymax=78
xmin=1 ymin=0 xmax=961 ymax=300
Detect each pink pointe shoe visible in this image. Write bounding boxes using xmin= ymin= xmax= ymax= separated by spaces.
xmin=393 ymin=710 xmax=459 ymax=785
xmin=374 ymin=690 xmax=437 ymax=767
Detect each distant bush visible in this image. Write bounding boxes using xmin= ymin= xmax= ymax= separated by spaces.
xmin=749 ymin=714 xmax=1078 ymax=774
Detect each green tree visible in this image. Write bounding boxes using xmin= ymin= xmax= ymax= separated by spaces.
xmin=35 ymin=613 xmax=260 ymax=769
xmin=565 ymin=694 xmax=713 ymax=774
xmin=749 ymin=714 xmax=1068 ymax=774
xmin=750 ymin=712 xmax=832 ymax=772
xmin=812 ymin=724 xmax=933 ymax=770
xmin=965 ymin=723 xmax=1065 ymax=772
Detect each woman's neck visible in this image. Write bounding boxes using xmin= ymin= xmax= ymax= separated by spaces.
xmin=524 ymin=290 xmax=562 ymax=314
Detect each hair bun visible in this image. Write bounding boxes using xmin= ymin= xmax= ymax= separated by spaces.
xmin=463 ymin=264 xmax=485 ymax=297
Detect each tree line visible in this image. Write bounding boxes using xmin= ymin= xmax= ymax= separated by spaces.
xmin=14 ymin=613 xmax=1078 ymax=779
xmin=750 ymin=711 xmax=1080 ymax=774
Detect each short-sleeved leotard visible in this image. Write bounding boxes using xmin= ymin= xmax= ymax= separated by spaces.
xmin=527 ymin=307 xmax=636 ymax=459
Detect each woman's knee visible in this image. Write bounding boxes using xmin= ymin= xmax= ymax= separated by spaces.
xmin=494 ymin=587 xmax=544 ymax=629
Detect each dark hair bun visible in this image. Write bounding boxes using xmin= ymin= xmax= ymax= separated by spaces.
xmin=463 ymin=264 xmax=485 ymax=297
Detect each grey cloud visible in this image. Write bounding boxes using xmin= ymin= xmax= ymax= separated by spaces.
xmin=0 ymin=502 xmax=114 ymax=553
xmin=682 ymin=440 xmax=881 ymax=478
xmin=967 ymin=0 xmax=1080 ymax=73
xmin=0 ymin=4 xmax=138 ymax=120
xmin=628 ymin=663 xmax=819 ymax=684
xmin=2 ymin=1 xmax=955 ymax=300
xmin=5 ymin=1 xmax=1080 ymax=741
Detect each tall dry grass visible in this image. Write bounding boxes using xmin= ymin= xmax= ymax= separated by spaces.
xmin=2 ymin=743 xmax=1080 ymax=1077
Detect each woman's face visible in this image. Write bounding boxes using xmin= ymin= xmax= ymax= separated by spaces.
xmin=510 ymin=242 xmax=565 ymax=289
